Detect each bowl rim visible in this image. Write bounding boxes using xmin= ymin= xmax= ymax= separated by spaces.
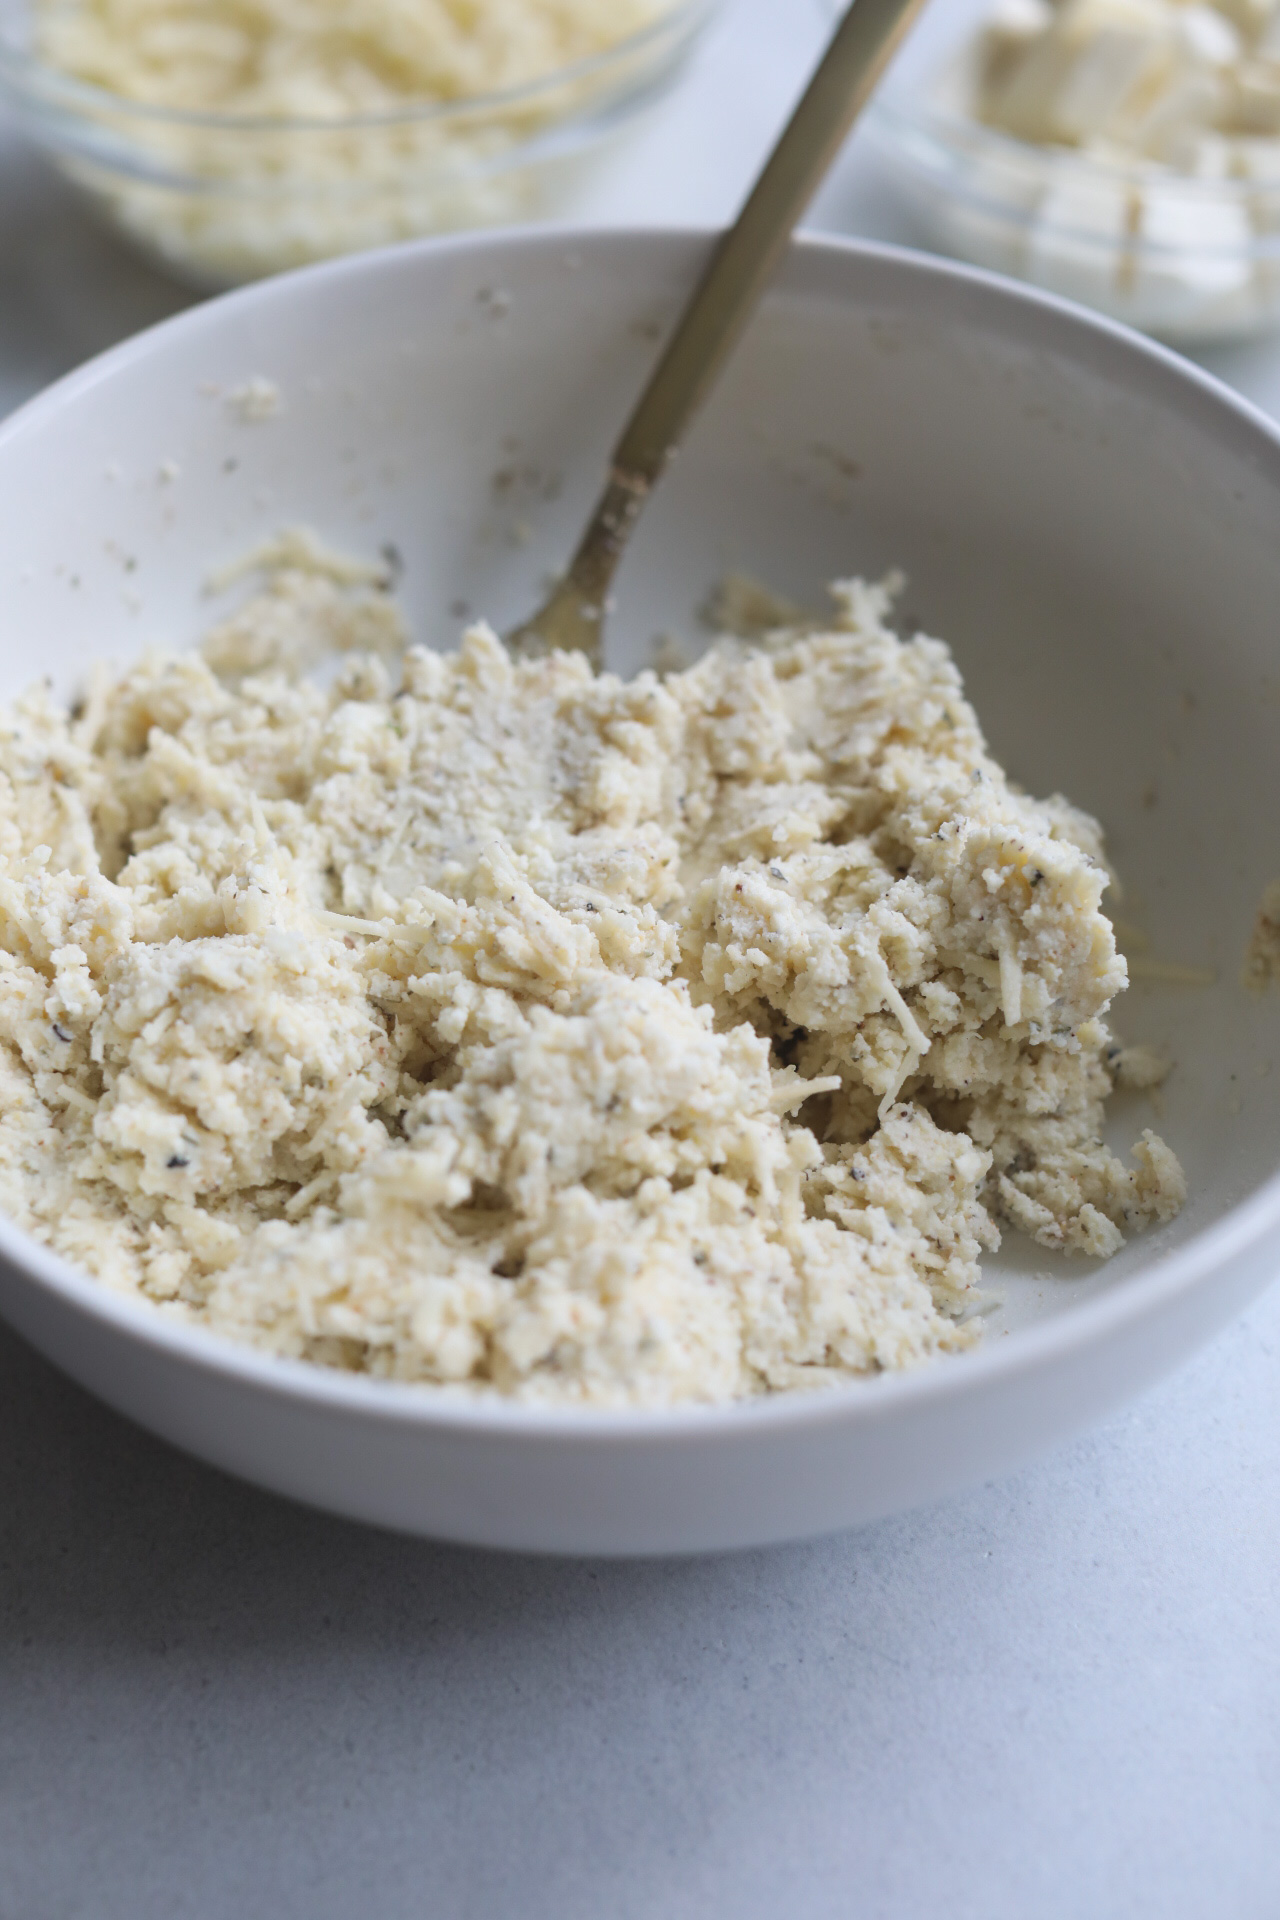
xmin=0 ymin=221 xmax=1278 ymax=1441
xmin=871 ymin=83 xmax=1280 ymax=248
xmin=0 ymin=0 xmax=714 ymax=136
xmin=824 ymin=0 xmax=1280 ymax=220
xmin=875 ymin=88 xmax=1280 ymax=196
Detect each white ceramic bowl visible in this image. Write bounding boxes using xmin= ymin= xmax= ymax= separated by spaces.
xmin=0 ymin=229 xmax=1277 ymax=1554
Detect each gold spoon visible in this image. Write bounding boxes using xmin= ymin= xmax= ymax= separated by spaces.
xmin=509 ymin=0 xmax=931 ymax=664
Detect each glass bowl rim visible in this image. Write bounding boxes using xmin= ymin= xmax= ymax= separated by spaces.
xmin=0 ymin=0 xmax=715 ymax=136
xmin=871 ymin=85 xmax=1280 ymax=211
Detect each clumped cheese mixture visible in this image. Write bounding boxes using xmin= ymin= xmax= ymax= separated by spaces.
xmin=36 ymin=0 xmax=669 ymax=116
xmin=0 ymin=564 xmax=1185 ymax=1406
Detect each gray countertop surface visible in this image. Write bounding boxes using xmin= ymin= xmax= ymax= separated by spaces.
xmin=1 ymin=2 xmax=1277 ymax=1913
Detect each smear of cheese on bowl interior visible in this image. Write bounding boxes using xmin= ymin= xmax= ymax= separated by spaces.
xmin=1244 ymin=877 xmax=1280 ymax=988
xmin=0 ymin=555 xmax=1185 ymax=1407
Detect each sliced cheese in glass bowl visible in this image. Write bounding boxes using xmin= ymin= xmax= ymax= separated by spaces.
xmin=867 ymin=0 xmax=1280 ymax=342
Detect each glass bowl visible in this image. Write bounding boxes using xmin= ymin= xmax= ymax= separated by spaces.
xmin=0 ymin=0 xmax=717 ymax=289
xmin=867 ymin=59 xmax=1280 ymax=345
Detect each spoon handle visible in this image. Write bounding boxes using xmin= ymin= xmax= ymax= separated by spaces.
xmin=513 ymin=0 xmax=931 ymax=661
xmin=616 ymin=0 xmax=928 ymax=488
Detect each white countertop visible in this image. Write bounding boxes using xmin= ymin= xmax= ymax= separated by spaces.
xmin=0 ymin=3 xmax=1277 ymax=1914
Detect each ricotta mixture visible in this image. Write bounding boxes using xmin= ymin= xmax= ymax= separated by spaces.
xmin=0 ymin=560 xmax=1185 ymax=1406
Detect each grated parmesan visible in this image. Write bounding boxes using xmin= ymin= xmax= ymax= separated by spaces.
xmin=36 ymin=0 xmax=671 ymax=114
xmin=33 ymin=0 xmax=680 ymax=282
